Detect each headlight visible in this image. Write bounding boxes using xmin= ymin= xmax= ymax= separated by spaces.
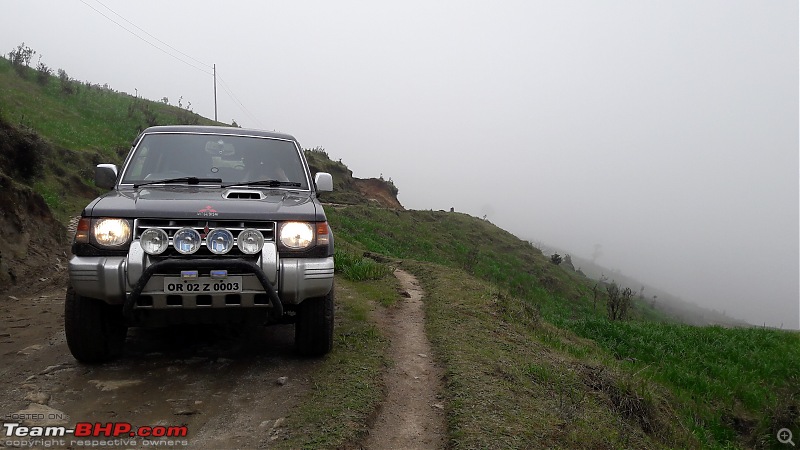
xmin=279 ymin=222 xmax=313 ymax=249
xmin=93 ymin=218 xmax=131 ymax=247
xmin=207 ymin=228 xmax=234 ymax=254
xmin=173 ymin=227 xmax=202 ymax=254
xmin=140 ymin=228 xmax=169 ymax=255
xmin=237 ymin=228 xmax=264 ymax=254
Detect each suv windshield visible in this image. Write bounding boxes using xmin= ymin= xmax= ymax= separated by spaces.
xmin=120 ymin=133 xmax=310 ymax=189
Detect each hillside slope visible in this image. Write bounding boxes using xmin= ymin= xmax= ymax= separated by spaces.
xmin=1 ymin=55 xmax=798 ymax=448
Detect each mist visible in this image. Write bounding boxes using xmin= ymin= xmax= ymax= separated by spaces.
xmin=1 ymin=0 xmax=797 ymax=327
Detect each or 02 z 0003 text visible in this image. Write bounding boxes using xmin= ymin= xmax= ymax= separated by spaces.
xmin=166 ymin=282 xmax=240 ymax=292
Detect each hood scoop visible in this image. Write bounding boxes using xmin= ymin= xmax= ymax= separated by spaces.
xmin=224 ymin=189 xmax=265 ymax=200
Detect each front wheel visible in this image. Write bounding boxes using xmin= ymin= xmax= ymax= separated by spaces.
xmin=295 ymin=290 xmax=334 ymax=356
xmin=64 ymin=286 xmax=127 ymax=363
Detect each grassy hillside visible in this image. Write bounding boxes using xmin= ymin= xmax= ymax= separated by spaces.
xmin=327 ymin=205 xmax=663 ymax=323
xmin=0 ymin=55 xmax=220 ymax=224
xmin=327 ymin=204 xmax=800 ymax=448
xmin=0 ymin=56 xmax=217 ymax=155
xmin=2 ymin=53 xmax=798 ymax=448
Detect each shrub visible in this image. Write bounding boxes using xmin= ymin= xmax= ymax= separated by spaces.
xmin=35 ymin=57 xmax=51 ymax=86
xmin=334 ymin=250 xmax=391 ymax=281
xmin=606 ymin=282 xmax=633 ymax=321
xmin=550 ymin=253 xmax=563 ymax=265
xmin=8 ymin=42 xmax=35 ymax=76
xmin=57 ymin=69 xmax=74 ymax=94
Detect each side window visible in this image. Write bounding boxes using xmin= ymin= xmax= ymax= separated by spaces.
xmin=125 ymin=145 xmax=149 ymax=179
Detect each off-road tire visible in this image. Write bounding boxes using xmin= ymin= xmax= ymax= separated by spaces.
xmin=65 ymin=286 xmax=127 ymax=363
xmin=295 ymin=290 xmax=334 ymax=356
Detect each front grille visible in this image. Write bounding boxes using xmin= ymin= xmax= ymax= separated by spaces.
xmin=134 ymin=218 xmax=275 ymax=257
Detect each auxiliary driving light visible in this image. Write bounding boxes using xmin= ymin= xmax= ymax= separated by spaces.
xmin=140 ymin=228 xmax=169 ymax=255
xmin=207 ymin=228 xmax=234 ymax=254
xmin=237 ymin=228 xmax=265 ymax=254
xmin=173 ymin=227 xmax=202 ymax=254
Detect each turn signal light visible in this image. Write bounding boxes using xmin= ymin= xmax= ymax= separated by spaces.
xmin=316 ymin=222 xmax=329 ymax=246
xmin=74 ymin=218 xmax=91 ymax=243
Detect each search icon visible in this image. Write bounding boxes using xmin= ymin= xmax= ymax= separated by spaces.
xmin=778 ymin=428 xmax=795 ymax=446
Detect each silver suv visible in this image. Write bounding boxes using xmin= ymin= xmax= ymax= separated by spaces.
xmin=66 ymin=126 xmax=335 ymax=362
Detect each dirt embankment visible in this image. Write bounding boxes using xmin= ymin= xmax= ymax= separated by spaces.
xmin=353 ymin=178 xmax=403 ymax=210
xmin=0 ymin=120 xmax=70 ymax=296
xmin=0 ymin=172 xmax=68 ymax=296
xmin=305 ymin=150 xmax=403 ymax=210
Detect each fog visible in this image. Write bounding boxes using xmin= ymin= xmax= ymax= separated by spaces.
xmin=2 ymin=1 xmax=797 ymax=328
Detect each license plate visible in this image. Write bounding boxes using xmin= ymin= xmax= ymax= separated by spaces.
xmin=164 ymin=276 xmax=243 ymax=294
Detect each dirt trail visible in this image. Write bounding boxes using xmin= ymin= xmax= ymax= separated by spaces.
xmin=363 ymin=269 xmax=446 ymax=449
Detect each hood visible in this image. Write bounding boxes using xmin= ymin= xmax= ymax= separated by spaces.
xmin=86 ymin=186 xmax=322 ymax=221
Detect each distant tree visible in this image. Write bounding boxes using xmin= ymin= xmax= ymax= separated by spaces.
xmin=160 ymin=97 xmax=169 ymax=105
xmin=8 ymin=42 xmax=36 ymax=76
xmin=57 ymin=69 xmax=74 ymax=94
xmin=550 ymin=253 xmax=562 ymax=265
xmin=35 ymin=56 xmax=51 ymax=86
xmin=606 ymin=282 xmax=632 ymax=321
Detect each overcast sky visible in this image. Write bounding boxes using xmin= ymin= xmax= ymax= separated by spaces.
xmin=2 ymin=0 xmax=798 ymax=328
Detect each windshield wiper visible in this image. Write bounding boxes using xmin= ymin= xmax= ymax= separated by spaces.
xmin=221 ymin=179 xmax=302 ymax=188
xmin=133 ymin=177 xmax=223 ymax=189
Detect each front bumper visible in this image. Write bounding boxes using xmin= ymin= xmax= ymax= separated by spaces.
xmin=68 ymin=241 xmax=334 ymax=312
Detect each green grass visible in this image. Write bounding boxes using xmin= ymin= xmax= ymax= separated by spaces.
xmin=334 ymin=249 xmax=393 ymax=282
xmin=277 ymin=277 xmax=392 ymax=449
xmin=0 ymin=57 xmax=218 ymax=156
xmin=411 ymin=261 xmax=695 ymax=448
xmin=326 ymin=205 xmax=654 ymax=323
xmin=0 ymin=56 xmax=225 ymax=223
xmin=568 ymin=319 xmax=800 ymax=447
xmin=328 ymin=205 xmax=800 ymax=448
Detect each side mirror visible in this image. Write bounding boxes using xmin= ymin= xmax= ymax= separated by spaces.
xmin=95 ymin=164 xmax=118 ymax=190
xmin=314 ymin=172 xmax=333 ymax=192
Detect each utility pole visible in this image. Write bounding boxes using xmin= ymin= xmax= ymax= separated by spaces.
xmin=213 ymin=64 xmax=218 ymax=122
